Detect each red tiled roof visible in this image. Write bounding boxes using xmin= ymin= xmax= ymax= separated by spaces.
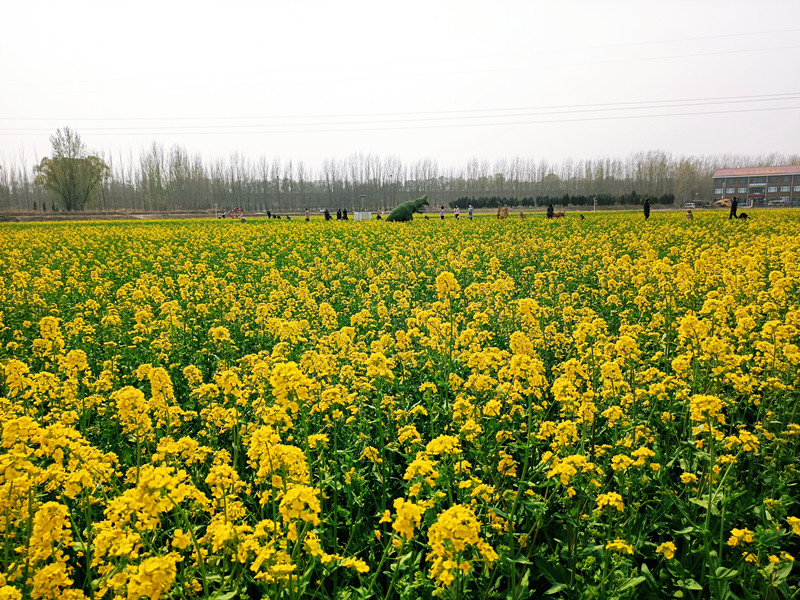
xmin=713 ymin=165 xmax=800 ymax=177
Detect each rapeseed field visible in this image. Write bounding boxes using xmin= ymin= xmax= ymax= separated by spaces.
xmin=1 ymin=211 xmax=799 ymax=599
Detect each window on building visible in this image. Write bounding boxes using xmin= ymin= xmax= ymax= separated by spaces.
xmin=713 ymin=178 xmax=724 ymax=186
xmin=780 ymin=186 xmax=790 ymax=192
xmin=794 ymin=186 xmax=800 ymax=192
xmin=726 ymin=188 xmax=735 ymax=194
xmin=714 ymin=188 xmax=723 ymax=195
xmin=768 ymin=186 xmax=778 ymax=193
xmin=780 ymin=196 xmax=790 ymax=202
xmin=751 ymin=177 xmax=766 ymax=184
xmin=782 ymin=176 xmax=792 ymax=183
xmin=738 ymin=188 xmax=747 ymax=194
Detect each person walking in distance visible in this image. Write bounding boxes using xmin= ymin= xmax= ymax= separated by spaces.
xmin=729 ymin=197 xmax=738 ymax=220
xmin=468 ymin=205 xmax=473 ymax=220
xmin=439 ymin=206 xmax=445 ymax=220
xmin=546 ymin=203 xmax=554 ymax=219
xmin=643 ymin=198 xmax=651 ymax=220
xmin=454 ymin=206 xmax=460 ymax=219
xmin=305 ymin=208 xmax=310 ymax=222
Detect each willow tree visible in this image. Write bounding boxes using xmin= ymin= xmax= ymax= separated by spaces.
xmin=34 ymin=127 xmax=110 ymax=211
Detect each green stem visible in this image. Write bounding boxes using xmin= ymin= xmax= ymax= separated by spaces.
xmin=381 ymin=548 xmax=403 ymax=600
xmin=290 ymin=521 xmax=312 ymax=562
xmin=135 ymin=435 xmax=141 ymax=484
xmin=366 ymin=535 xmax=399 ymax=597
xmin=167 ymin=494 xmax=208 ymax=597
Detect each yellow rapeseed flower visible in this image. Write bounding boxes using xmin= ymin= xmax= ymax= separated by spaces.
xmin=656 ymin=541 xmax=676 ymax=559
xmin=727 ymin=528 xmax=755 ymax=547
xmin=596 ymin=492 xmax=624 ymax=512
xmin=787 ymin=516 xmax=800 ymax=536
xmin=605 ymin=538 xmax=634 ymax=554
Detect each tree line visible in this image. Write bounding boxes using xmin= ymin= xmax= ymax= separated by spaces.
xmin=1 ymin=128 xmax=797 ymax=214
xmin=450 ymin=192 xmax=675 ymax=210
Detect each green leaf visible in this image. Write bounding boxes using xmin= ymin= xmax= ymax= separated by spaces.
xmin=640 ymin=563 xmax=659 ymax=590
xmin=721 ymin=489 xmax=746 ymax=505
xmin=758 ymin=529 xmax=782 ymax=546
xmin=713 ymin=567 xmax=739 ymax=580
xmin=577 ymin=544 xmax=605 ymax=558
xmin=535 ymin=557 xmax=569 ymax=587
xmin=680 ymin=578 xmax=703 ymax=591
xmin=491 ymin=506 xmax=509 ymax=518
xmin=774 ymin=562 xmax=793 ymax=581
xmin=507 ymin=570 xmax=532 ymax=600
xmin=521 ymin=569 xmax=531 ymax=588
xmin=689 ymin=497 xmax=720 ymax=515
xmin=545 ymin=583 xmax=567 ymax=595
xmin=618 ymin=576 xmax=646 ymax=591
xmin=777 ymin=580 xmax=791 ymax=599
xmin=396 ymin=551 xmax=414 ymax=569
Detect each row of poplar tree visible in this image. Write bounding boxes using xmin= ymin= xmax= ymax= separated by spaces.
xmin=1 ymin=128 xmax=797 ymax=214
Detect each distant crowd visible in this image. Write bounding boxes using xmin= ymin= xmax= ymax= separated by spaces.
xmin=220 ymin=200 xmax=757 ymax=222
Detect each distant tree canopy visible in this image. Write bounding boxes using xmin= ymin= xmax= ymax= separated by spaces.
xmin=34 ymin=128 xmax=110 ymax=211
xmin=2 ymin=142 xmax=797 ymax=213
xmin=449 ymin=192 xmax=675 ymax=209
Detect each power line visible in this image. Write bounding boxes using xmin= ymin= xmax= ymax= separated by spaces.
xmin=3 ymin=96 xmax=800 ymax=133
xmin=2 ymin=105 xmax=798 ymax=136
xmin=2 ymin=92 xmax=798 ymax=123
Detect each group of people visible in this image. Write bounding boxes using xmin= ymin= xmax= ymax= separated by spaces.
xmin=437 ymin=205 xmax=474 ymax=220
xmin=261 ymin=208 xmax=354 ymax=222
xmin=310 ymin=208 xmax=350 ymax=221
xmin=646 ymin=196 xmax=749 ymax=221
xmin=270 ymin=200 xmax=750 ymax=223
xmin=251 ymin=198 xmax=760 ymax=224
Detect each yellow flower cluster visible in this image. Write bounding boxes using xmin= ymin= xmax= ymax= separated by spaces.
xmin=596 ymin=492 xmax=624 ymax=512
xmin=727 ymin=527 xmax=755 ymax=547
xmin=427 ymin=504 xmax=498 ymax=586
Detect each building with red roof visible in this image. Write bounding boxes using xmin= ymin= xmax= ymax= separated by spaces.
xmin=712 ymin=165 xmax=800 ymax=207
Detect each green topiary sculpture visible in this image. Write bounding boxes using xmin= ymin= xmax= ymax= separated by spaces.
xmin=385 ymin=195 xmax=429 ymax=222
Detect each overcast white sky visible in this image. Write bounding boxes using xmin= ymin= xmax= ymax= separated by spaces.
xmin=1 ymin=0 xmax=799 ymax=171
